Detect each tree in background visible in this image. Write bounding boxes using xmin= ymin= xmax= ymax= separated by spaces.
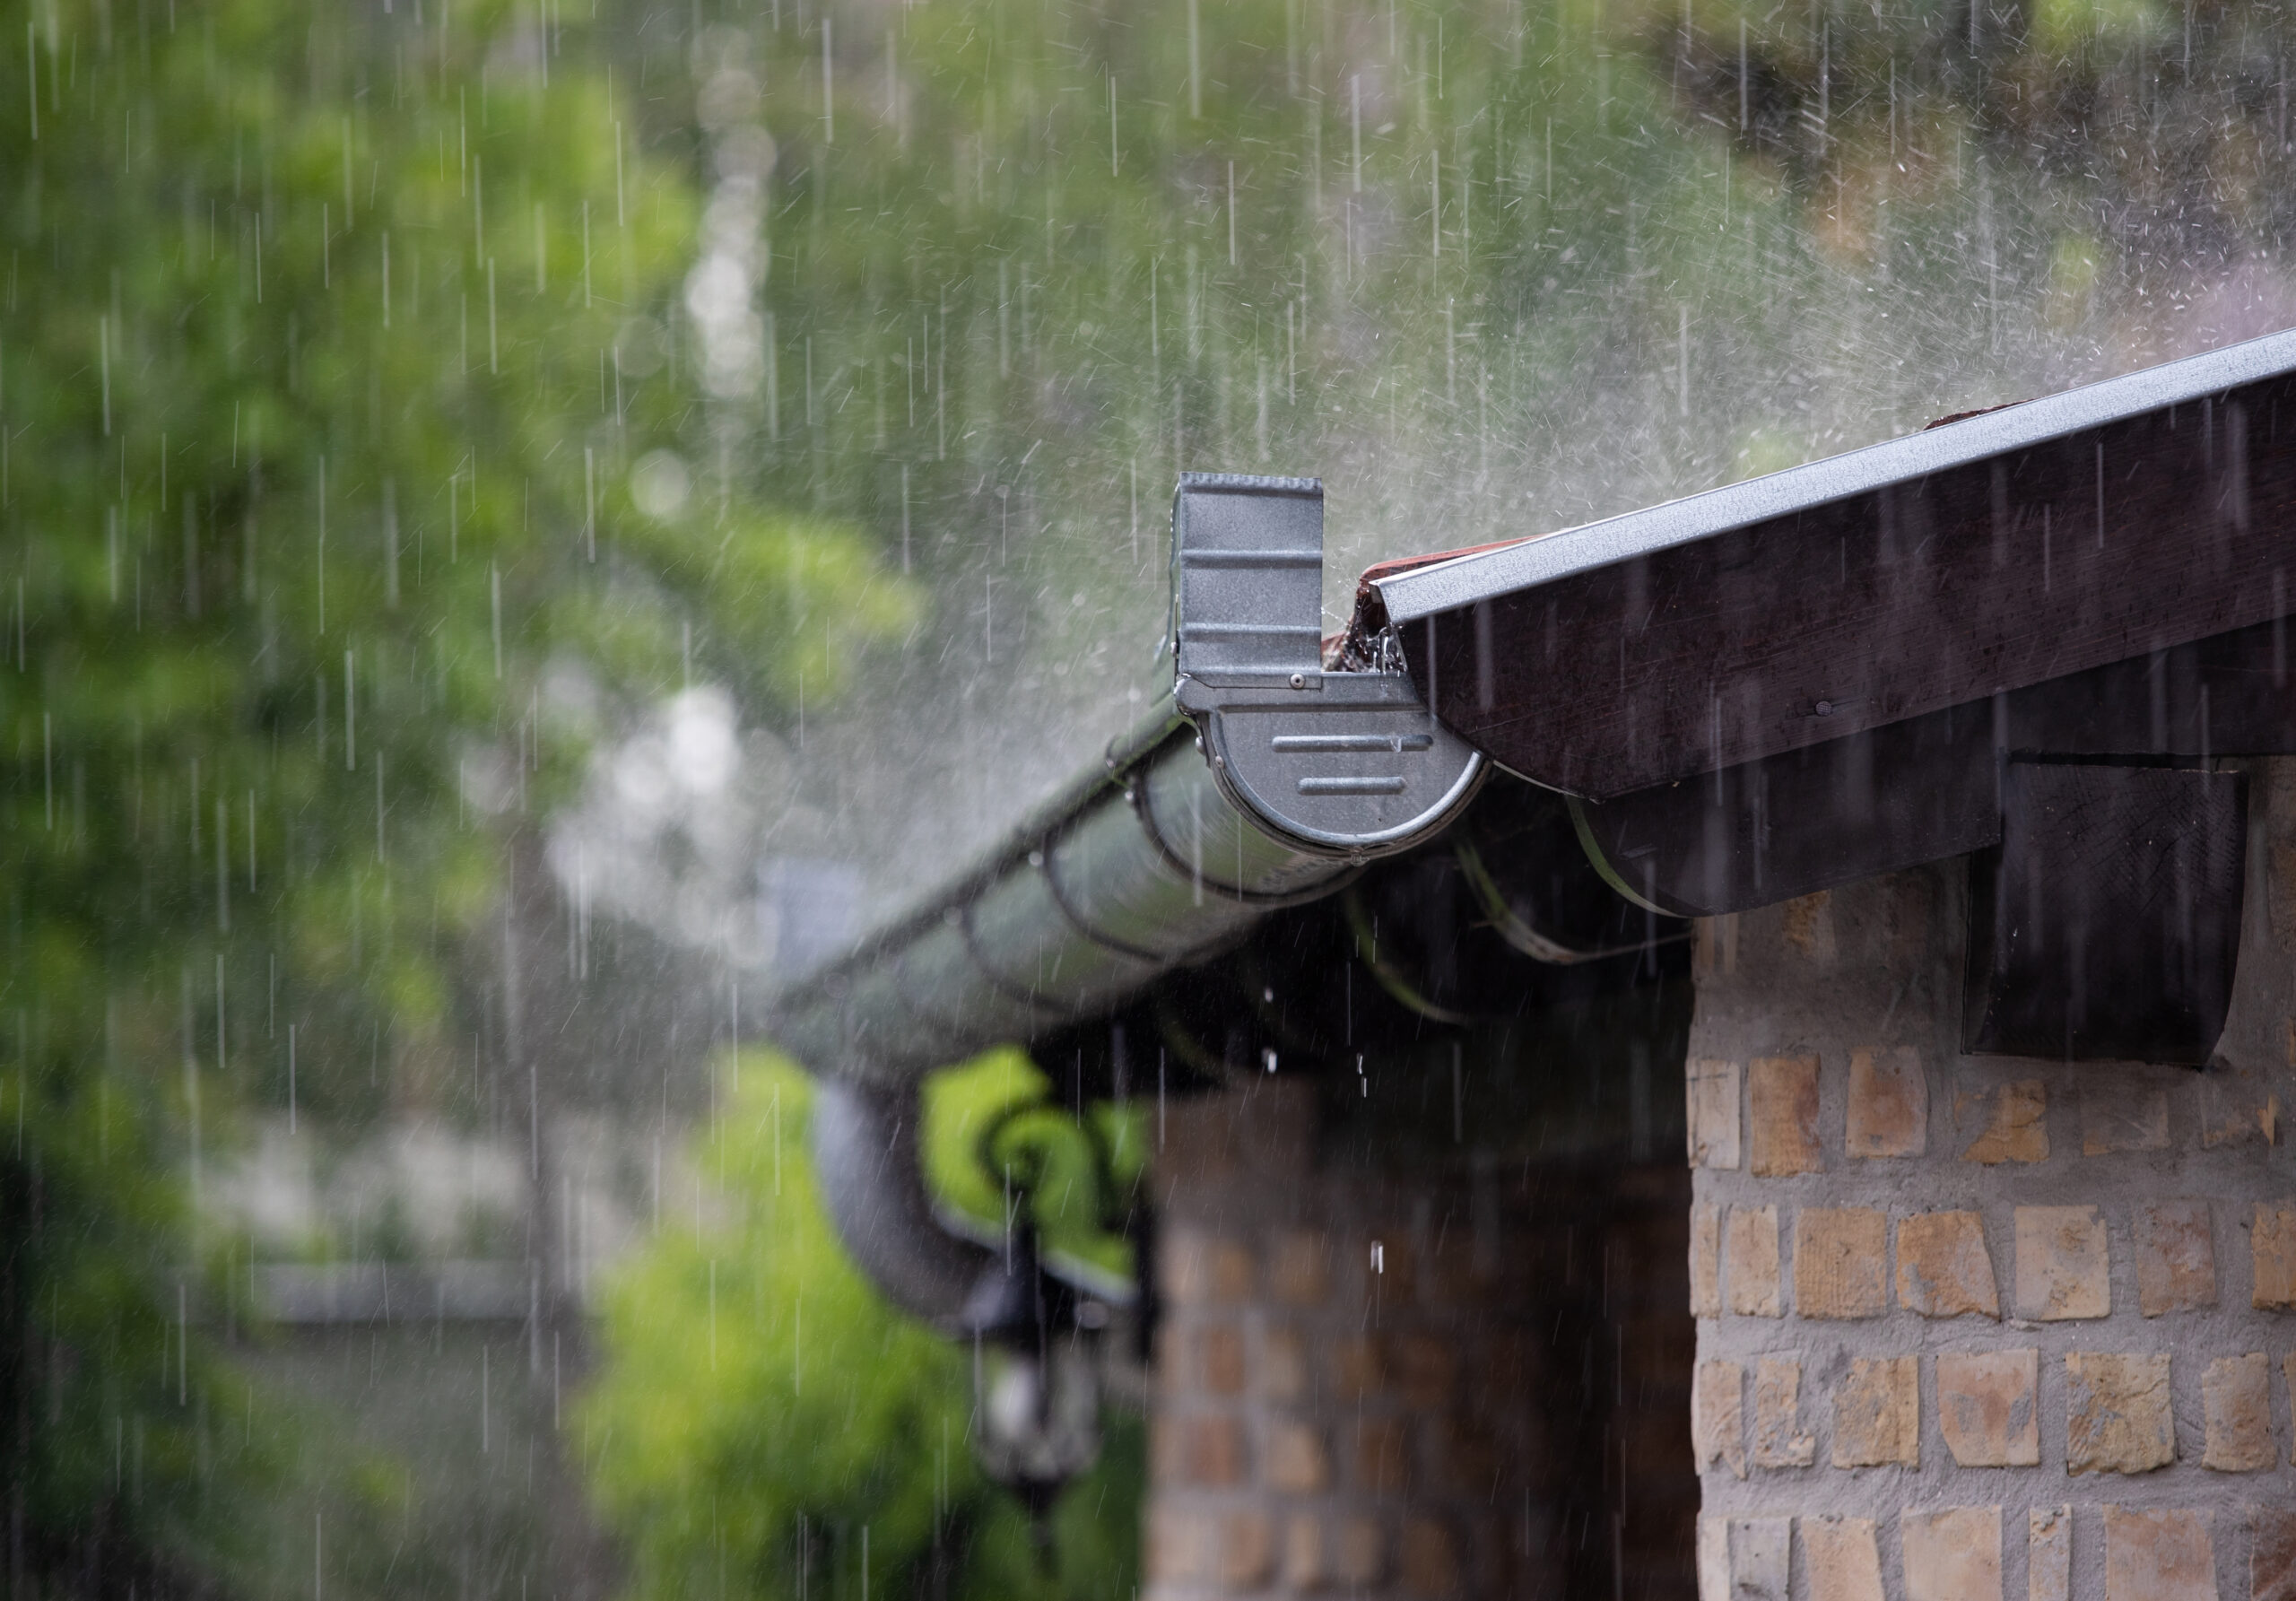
xmin=0 ymin=0 xmax=909 ymax=1592
xmin=581 ymin=1052 xmax=1145 ymax=1601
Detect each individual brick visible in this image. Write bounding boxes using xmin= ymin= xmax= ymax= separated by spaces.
xmin=2198 ymin=1059 xmax=2273 ymax=1148
xmin=1155 ymin=1231 xmax=1210 ymax=1305
xmin=1726 ymin=1205 xmax=1783 ymax=1318
xmin=1692 ymin=1359 xmax=1746 ymax=1479
xmin=1831 ymin=1355 xmax=1919 ymax=1467
xmin=1205 ymin=1237 xmax=1257 ymax=1301
xmin=1693 ymin=913 xmax=1740 ymax=979
xmin=1196 ymin=1323 xmax=1247 ymax=1394
xmin=1691 ymin=1203 xmax=1723 ymax=1318
xmin=1179 ymin=1413 xmax=1248 ymax=1484
xmin=2132 ymin=1200 xmax=2217 ymax=1316
xmin=1897 ymin=1210 xmax=2001 ymax=1318
xmin=1146 ymin=1508 xmax=1213 ymax=1586
xmin=1846 ymin=1044 xmax=1928 ymax=1158
xmin=1148 ymin=1410 xmax=1180 ymax=1480
xmin=1795 ymin=1206 xmax=1887 ymax=1318
xmin=1697 ymin=1517 xmax=1729 ymax=1601
xmin=1751 ymin=1356 xmax=1816 ymax=1469
xmin=2102 ymin=1507 xmax=2214 ymax=1601
xmin=1219 ymin=1510 xmax=1274 ymax=1590
xmin=1267 ymin=1228 xmax=1331 ymax=1305
xmin=2202 ymin=1353 xmax=2274 ymax=1472
xmin=1688 ymin=1057 xmax=1743 ymax=1170
xmin=1265 ymin=1417 xmax=1331 ymax=1492
xmin=1159 ymin=1082 xmax=1313 ymax=1182
xmin=2028 ymin=1507 xmax=2071 ymax=1601
xmin=2080 ymin=1081 xmax=2171 ymax=1155
xmin=1781 ymin=890 xmax=1837 ymax=961
xmin=2014 ymin=1205 xmax=2110 ymax=1321
xmin=1261 ymin=1325 xmax=1309 ymax=1402
xmin=1335 ymin=1517 xmax=1384 ymax=1588
xmin=1936 ymin=1349 xmax=2039 ymax=1467
xmin=1281 ymin=1515 xmax=1325 ymax=1591
xmin=1900 ymin=1506 xmax=2002 ymax=1601
xmin=1803 ymin=1516 xmax=1885 ymax=1601
xmin=1703 ymin=1518 xmax=1792 ymax=1601
xmin=1352 ymin=1416 xmax=1408 ymax=1493
xmin=1749 ymin=1053 xmax=1823 ymax=1176
xmin=1959 ymin=1078 xmax=2049 ymax=1165
xmin=2255 ymin=1201 xmax=2296 ymax=1310
xmin=1398 ymin=1518 xmax=1459 ymax=1599
xmin=2066 ymin=1352 xmax=2174 ymax=1475
xmin=1730 ymin=1518 xmax=1792 ymax=1601
xmin=2255 ymin=1506 xmax=2296 ymax=1601
xmin=1158 ymin=1231 xmax=1256 ymax=1304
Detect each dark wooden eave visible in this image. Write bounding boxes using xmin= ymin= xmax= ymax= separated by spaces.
xmin=1369 ymin=328 xmax=2296 ymax=803
xmin=1355 ymin=331 xmax=2296 ymax=1061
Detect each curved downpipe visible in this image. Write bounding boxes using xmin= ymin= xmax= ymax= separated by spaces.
xmin=811 ymin=1075 xmax=1054 ymax=1344
xmin=808 ymin=1076 xmax=1018 ymax=1334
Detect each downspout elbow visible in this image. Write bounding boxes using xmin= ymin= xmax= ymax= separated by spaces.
xmin=809 ymin=1076 xmax=1022 ymax=1335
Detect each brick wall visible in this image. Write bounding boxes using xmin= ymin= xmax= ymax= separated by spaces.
xmin=1142 ymin=1077 xmax=1695 ymax=1600
xmin=1685 ymin=762 xmax=2296 ymax=1601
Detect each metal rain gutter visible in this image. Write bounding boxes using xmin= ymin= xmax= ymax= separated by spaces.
xmin=769 ymin=474 xmax=1488 ymax=1376
xmin=769 ymin=474 xmax=1486 ymax=1090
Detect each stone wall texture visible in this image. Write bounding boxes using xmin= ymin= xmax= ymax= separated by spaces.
xmin=1687 ymin=761 xmax=2296 ymax=1601
xmin=1142 ymin=1078 xmax=1695 ymax=1599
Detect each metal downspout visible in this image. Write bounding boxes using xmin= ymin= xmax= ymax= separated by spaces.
xmin=807 ymin=1076 xmax=1018 ymax=1332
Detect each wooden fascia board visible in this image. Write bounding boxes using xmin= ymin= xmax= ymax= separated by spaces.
xmin=1372 ymin=328 xmax=2296 ymax=799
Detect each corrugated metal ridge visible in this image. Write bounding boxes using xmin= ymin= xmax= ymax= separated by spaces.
xmin=1372 ymin=326 xmax=2296 ymax=624
xmin=1174 ymin=472 xmax=1322 ymax=493
xmin=1171 ymin=474 xmax=1325 ymax=682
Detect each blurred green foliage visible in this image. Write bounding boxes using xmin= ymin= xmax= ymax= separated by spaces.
xmin=581 ymin=1053 xmax=1143 ymax=1601
xmin=921 ymin=1049 xmax=1146 ymax=1290
xmin=0 ymin=0 xmax=909 ymax=1590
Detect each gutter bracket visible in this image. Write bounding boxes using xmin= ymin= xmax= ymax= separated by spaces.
xmin=1169 ymin=474 xmax=1484 ymax=856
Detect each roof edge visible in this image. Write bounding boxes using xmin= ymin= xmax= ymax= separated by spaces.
xmin=1373 ymin=326 xmax=2296 ymax=624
